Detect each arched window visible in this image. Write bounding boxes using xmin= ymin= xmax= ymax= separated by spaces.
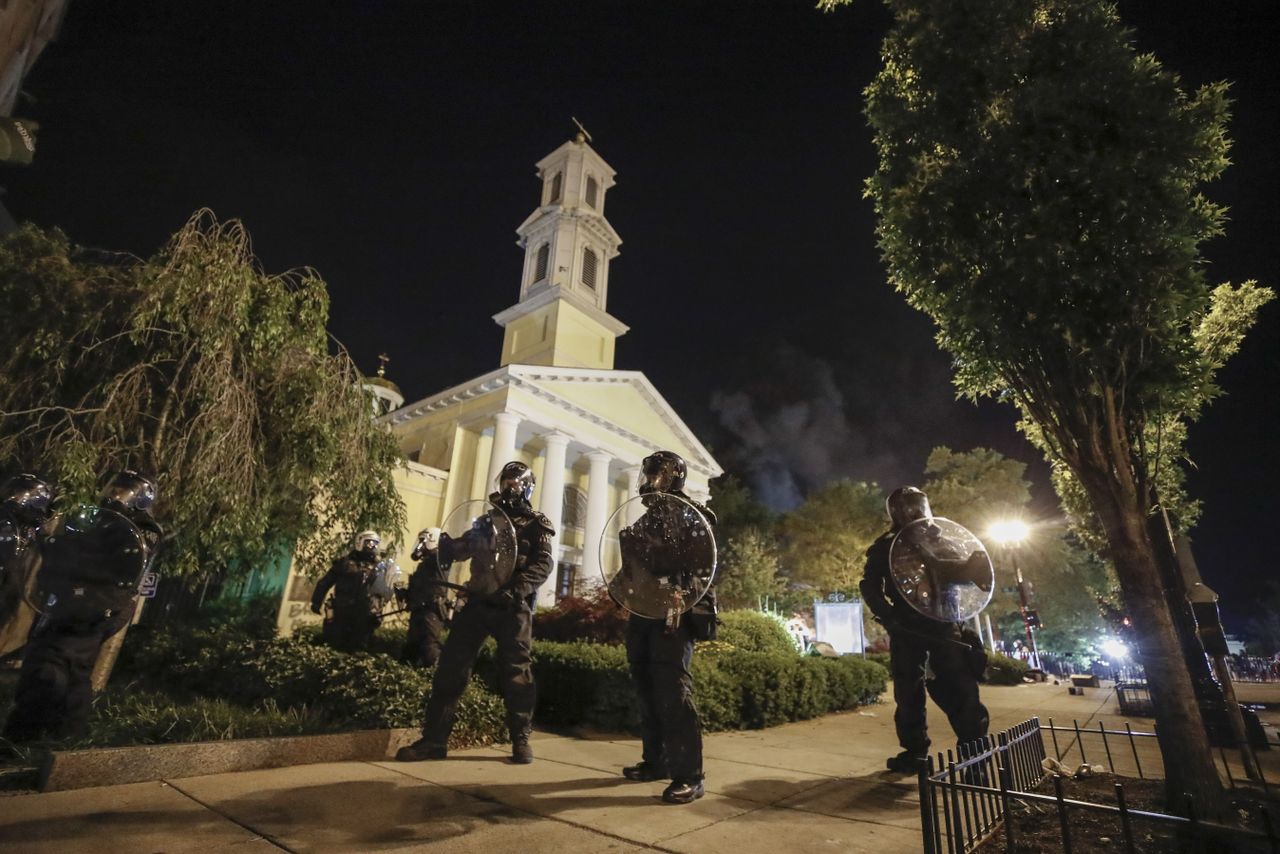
xmin=562 ymin=486 xmax=587 ymax=529
xmin=581 ymin=247 xmax=598 ymax=290
xmin=585 ymin=176 xmax=599 ymax=208
xmin=549 ymin=172 xmax=562 ymax=203
xmin=533 ymin=244 xmax=549 ymax=283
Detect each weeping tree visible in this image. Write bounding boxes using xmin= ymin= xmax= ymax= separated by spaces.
xmin=0 ymin=212 xmax=406 ymax=587
xmin=825 ymin=0 xmax=1273 ymax=810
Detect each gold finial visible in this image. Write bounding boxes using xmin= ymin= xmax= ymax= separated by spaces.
xmin=572 ymin=116 xmax=592 ymax=144
xmin=377 ymin=352 xmax=390 ymax=378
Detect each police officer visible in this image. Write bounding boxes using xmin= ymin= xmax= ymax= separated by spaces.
xmin=3 ymin=469 xmax=161 ymax=743
xmin=396 ymin=461 xmax=554 ymax=765
xmin=860 ymin=486 xmax=990 ymax=774
xmin=620 ymin=450 xmax=717 ymax=805
xmin=0 ymin=473 xmax=54 ymax=651
xmin=399 ymin=527 xmax=448 ymax=667
xmin=311 ymin=531 xmax=382 ymax=653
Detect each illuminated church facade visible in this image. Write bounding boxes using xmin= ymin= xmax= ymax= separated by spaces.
xmin=277 ymin=133 xmax=721 ymax=632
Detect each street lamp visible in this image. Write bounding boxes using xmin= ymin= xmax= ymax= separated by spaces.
xmin=987 ymin=519 xmax=1041 ymax=671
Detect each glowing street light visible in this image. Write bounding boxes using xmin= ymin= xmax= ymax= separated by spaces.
xmin=987 ymin=518 xmax=1041 ymax=670
xmin=1100 ymin=637 xmax=1129 ymax=661
xmin=987 ymin=519 xmax=1030 ymax=545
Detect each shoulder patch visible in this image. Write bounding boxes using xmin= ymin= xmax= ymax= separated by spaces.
xmin=530 ymin=511 xmax=556 ymax=536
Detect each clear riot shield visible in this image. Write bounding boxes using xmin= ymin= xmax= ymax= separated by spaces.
xmin=0 ymin=516 xmax=30 ymax=605
xmin=26 ymin=505 xmax=148 ymax=616
xmin=600 ymin=492 xmax=717 ymax=622
xmin=370 ymin=558 xmax=404 ymax=613
xmin=889 ymin=517 xmax=994 ymax=623
xmin=439 ymin=500 xmax=518 ymax=598
xmin=0 ymin=516 xmax=19 ymax=569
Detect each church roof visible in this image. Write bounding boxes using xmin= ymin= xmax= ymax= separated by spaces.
xmin=383 ymin=364 xmax=722 ymax=478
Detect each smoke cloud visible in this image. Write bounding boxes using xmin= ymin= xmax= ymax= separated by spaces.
xmin=709 ymin=343 xmax=1009 ymax=511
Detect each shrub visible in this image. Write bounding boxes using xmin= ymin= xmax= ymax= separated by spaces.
xmin=986 ymin=652 xmax=1030 ymax=685
xmin=116 ymin=625 xmax=506 ymax=748
xmin=478 ymin=639 xmax=888 ymax=732
xmin=717 ymin=610 xmax=799 ymax=655
xmin=533 ymin=588 xmax=629 ymax=644
xmin=84 ymin=690 xmax=320 ymax=746
xmin=188 ymin=592 xmax=282 ymax=640
xmin=864 ymin=651 xmax=892 ymax=671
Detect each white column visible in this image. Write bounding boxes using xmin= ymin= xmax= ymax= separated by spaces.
xmin=536 ymin=432 xmax=572 ymax=607
xmin=486 ymin=411 xmax=522 ymax=490
xmin=622 ymin=464 xmax=643 ymax=525
xmin=581 ymin=450 xmax=613 ymax=587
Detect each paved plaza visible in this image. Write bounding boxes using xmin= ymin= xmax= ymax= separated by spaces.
xmin=2 ymin=679 xmax=1277 ymax=853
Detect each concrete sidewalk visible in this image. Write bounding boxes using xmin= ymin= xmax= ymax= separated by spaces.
xmin=0 ymin=681 xmax=1224 ymax=853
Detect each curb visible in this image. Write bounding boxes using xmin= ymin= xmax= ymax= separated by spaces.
xmin=38 ymin=727 xmax=426 ymax=792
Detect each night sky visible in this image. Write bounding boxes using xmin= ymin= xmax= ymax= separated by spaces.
xmin=4 ymin=1 xmax=1277 ymax=624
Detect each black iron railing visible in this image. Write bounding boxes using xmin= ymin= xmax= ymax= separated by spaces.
xmin=918 ymin=717 xmax=1279 ymax=854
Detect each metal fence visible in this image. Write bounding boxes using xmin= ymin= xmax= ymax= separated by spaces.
xmin=1229 ymin=657 xmax=1280 ymax=683
xmin=918 ymin=717 xmax=1279 ymax=853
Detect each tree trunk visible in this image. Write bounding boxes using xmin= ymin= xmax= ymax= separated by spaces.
xmin=1084 ymin=478 xmax=1228 ymax=816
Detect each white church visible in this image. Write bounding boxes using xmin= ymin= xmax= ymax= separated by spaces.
xmin=277 ymin=132 xmax=723 ymax=633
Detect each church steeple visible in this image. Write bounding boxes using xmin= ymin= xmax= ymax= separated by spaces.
xmin=493 ymin=129 xmax=629 ymax=369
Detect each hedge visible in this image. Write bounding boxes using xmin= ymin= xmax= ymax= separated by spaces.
xmin=116 ymin=625 xmax=507 ymax=748
xmin=716 ymin=610 xmax=800 ymax=655
xmin=986 ymin=651 xmax=1031 ymax=685
xmin=861 ymin=648 xmax=1029 ymax=685
xmin=476 ymin=639 xmax=887 ymax=732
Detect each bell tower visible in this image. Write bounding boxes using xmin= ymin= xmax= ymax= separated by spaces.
xmin=493 ymin=128 xmax=628 ymax=369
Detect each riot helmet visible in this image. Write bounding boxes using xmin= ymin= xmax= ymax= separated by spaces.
xmin=101 ymin=469 xmax=157 ymax=514
xmin=411 ymin=527 xmax=441 ymax=561
xmin=886 ymin=486 xmax=931 ymax=531
xmin=353 ymin=530 xmax=380 ymax=556
xmin=639 ymin=451 xmax=686 ymax=495
xmin=1 ymin=473 xmax=53 ymax=526
xmin=496 ymin=461 xmax=535 ymax=507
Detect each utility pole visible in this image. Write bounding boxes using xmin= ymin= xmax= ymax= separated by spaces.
xmin=1012 ymin=547 xmax=1041 ymax=670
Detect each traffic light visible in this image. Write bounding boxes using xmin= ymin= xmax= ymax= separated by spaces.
xmin=1024 ymin=610 xmax=1042 ymax=630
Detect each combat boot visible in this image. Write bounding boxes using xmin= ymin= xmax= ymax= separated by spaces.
xmin=511 ymin=731 xmax=534 ymax=764
xmin=395 ymin=737 xmax=447 ymax=762
xmin=623 ymin=761 xmax=668 ymax=782
xmin=662 ymin=779 xmax=705 ymax=804
xmin=885 ymin=751 xmax=926 ymax=775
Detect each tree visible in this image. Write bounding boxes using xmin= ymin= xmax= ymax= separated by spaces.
xmin=781 ymin=479 xmax=884 ymax=594
xmin=856 ymin=0 xmax=1273 ymax=810
xmin=0 ymin=213 xmax=407 ymax=584
xmin=922 ymin=446 xmax=1031 ymax=533
xmin=709 ymin=473 xmax=777 ymax=545
xmin=716 ymin=526 xmax=785 ymax=609
xmin=923 ymin=447 xmax=1109 ymax=656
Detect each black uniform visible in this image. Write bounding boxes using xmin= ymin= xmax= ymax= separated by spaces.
xmin=401 ymin=549 xmax=448 ymax=667
xmin=311 ymin=550 xmax=381 ymax=653
xmin=418 ymin=494 xmax=554 ymax=748
xmin=3 ymin=507 xmax=161 ymax=742
xmin=624 ymin=491 xmax=717 ymax=786
xmin=860 ymin=532 xmax=989 ymax=759
xmin=0 ymin=509 xmax=40 ymax=647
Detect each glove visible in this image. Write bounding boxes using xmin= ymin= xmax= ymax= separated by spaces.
xmin=490 ymin=587 xmax=526 ymax=611
xmin=876 ymin=614 xmax=902 ymax=636
xmin=310 ymin=602 xmax=322 ymax=616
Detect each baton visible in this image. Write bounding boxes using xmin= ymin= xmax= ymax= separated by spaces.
xmin=377 ymin=579 xmax=471 ymax=619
